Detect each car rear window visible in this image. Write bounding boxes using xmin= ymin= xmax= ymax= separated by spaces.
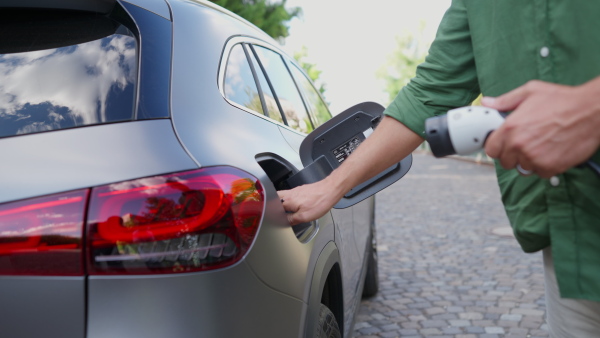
xmin=0 ymin=9 xmax=138 ymax=139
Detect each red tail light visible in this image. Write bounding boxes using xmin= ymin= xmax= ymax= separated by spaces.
xmin=0 ymin=167 xmax=264 ymax=276
xmin=0 ymin=190 xmax=88 ymax=276
xmin=87 ymin=167 xmax=264 ymax=275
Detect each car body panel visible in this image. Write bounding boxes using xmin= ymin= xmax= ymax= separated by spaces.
xmin=0 ymin=277 xmax=85 ymax=338
xmin=0 ymin=119 xmax=197 ymax=204
xmin=87 ymin=261 xmax=304 ymax=338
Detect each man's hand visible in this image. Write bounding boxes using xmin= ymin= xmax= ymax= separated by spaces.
xmin=278 ymin=178 xmax=344 ymax=226
xmin=483 ymin=79 xmax=600 ymax=178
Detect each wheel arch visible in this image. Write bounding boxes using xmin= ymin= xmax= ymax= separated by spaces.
xmin=304 ymin=241 xmax=345 ymax=338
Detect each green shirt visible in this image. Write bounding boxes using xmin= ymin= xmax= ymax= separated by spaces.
xmin=384 ymin=0 xmax=600 ymax=301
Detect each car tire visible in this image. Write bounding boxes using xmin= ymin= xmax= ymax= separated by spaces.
xmin=314 ymin=303 xmax=341 ymax=338
xmin=362 ymin=224 xmax=379 ymax=298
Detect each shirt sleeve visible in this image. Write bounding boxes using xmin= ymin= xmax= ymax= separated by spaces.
xmin=384 ymin=0 xmax=481 ymax=137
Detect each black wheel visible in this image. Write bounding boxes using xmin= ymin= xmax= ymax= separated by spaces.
xmin=314 ymin=304 xmax=341 ymax=338
xmin=362 ymin=223 xmax=379 ymax=298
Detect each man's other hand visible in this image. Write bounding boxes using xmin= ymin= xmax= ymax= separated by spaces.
xmin=483 ymin=79 xmax=600 ymax=178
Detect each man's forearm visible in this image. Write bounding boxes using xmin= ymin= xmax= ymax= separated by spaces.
xmin=324 ymin=116 xmax=424 ymax=200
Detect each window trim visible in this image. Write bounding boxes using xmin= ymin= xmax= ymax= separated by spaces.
xmin=241 ymin=44 xmax=270 ymax=118
xmin=287 ymin=61 xmax=332 ymax=128
xmin=246 ymin=44 xmax=289 ymax=125
xmin=218 ymin=36 xmax=311 ymax=136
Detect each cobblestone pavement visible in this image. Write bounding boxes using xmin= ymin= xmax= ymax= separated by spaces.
xmin=353 ymin=152 xmax=548 ymax=338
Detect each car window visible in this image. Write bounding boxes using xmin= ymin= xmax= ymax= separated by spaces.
xmin=253 ymin=45 xmax=314 ymax=134
xmin=289 ymin=64 xmax=332 ymax=128
xmin=0 ymin=10 xmax=137 ymax=139
xmin=223 ymin=44 xmax=265 ymax=115
xmin=246 ymin=47 xmax=285 ymax=124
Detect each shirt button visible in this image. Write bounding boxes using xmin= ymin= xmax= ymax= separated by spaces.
xmin=540 ymin=46 xmax=550 ymax=57
xmin=550 ymin=176 xmax=560 ymax=186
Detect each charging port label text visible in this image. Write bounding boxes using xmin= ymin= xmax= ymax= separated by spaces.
xmin=333 ymin=137 xmax=361 ymax=164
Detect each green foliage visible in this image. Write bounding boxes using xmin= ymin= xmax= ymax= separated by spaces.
xmin=376 ymin=24 xmax=429 ymax=105
xmin=293 ymin=46 xmax=326 ymax=95
xmin=209 ymin=0 xmax=301 ymax=40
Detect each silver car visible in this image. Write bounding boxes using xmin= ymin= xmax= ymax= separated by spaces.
xmin=0 ymin=1 xmax=411 ymax=337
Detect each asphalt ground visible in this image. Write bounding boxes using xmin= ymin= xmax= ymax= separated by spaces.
xmin=352 ymin=152 xmax=549 ymax=338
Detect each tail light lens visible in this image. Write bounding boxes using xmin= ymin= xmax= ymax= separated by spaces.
xmin=0 ymin=190 xmax=88 ymax=276
xmin=0 ymin=166 xmax=264 ymax=276
xmin=87 ymin=167 xmax=264 ymax=275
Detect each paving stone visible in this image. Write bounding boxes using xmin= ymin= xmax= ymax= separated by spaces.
xmin=421 ymin=320 xmax=448 ymax=328
xmin=358 ymin=326 xmax=381 ymax=335
xmin=425 ymin=307 xmax=446 ymax=315
xmin=498 ymin=320 xmax=520 ymax=328
xmin=449 ymin=320 xmax=470 ymax=327
xmin=381 ymin=324 xmax=400 ymax=331
xmin=508 ymin=327 xmax=529 ymax=335
xmin=484 ymin=313 xmax=501 ymax=320
xmin=446 ymin=306 xmax=465 ymax=313
xmin=472 ymin=320 xmax=495 ymax=327
xmin=371 ymin=313 xmax=387 ymax=320
xmin=431 ymin=313 xmax=458 ymax=321
xmin=465 ymin=326 xmax=485 ymax=334
xmin=398 ymin=328 xmax=419 ymax=336
xmin=408 ymin=315 xmax=427 ymax=322
xmin=459 ymin=312 xmax=484 ymax=320
xmin=441 ymin=327 xmax=463 ymax=335
xmin=511 ymin=308 xmax=545 ymax=316
xmin=500 ymin=313 xmax=523 ymax=321
xmin=420 ymin=328 xmax=443 ymax=335
xmin=485 ymin=327 xmax=505 ymax=334
xmin=400 ymin=321 xmax=421 ymax=330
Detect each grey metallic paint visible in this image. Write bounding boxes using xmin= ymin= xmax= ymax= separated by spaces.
xmin=0 ymin=120 xmax=197 ymax=204
xmin=0 ymin=277 xmax=85 ymax=338
xmin=87 ymin=262 xmax=304 ymax=338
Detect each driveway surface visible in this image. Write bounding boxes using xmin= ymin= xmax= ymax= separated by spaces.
xmin=353 ymin=152 xmax=549 ymax=338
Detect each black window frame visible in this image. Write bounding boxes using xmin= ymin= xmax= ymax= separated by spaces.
xmin=248 ymin=44 xmax=315 ymax=133
xmin=287 ymin=61 xmax=333 ymax=128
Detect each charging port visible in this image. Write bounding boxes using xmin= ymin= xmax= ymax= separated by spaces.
xmin=256 ymin=155 xmax=317 ymax=241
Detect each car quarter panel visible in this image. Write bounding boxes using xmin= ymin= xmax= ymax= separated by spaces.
xmin=87 ymin=261 xmax=304 ymax=338
xmin=0 ymin=120 xmax=197 ymax=204
xmin=167 ymin=0 xmax=337 ymax=305
xmin=0 ymin=277 xmax=85 ymax=338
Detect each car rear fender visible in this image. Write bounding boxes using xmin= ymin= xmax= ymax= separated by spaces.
xmin=303 ymin=241 xmax=343 ymax=338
